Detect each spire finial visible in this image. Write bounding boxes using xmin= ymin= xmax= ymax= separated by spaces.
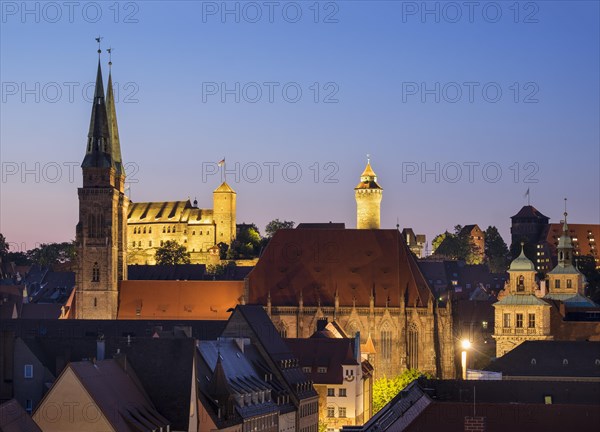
xmin=367 ymin=153 xmax=371 ymax=164
xmin=95 ymin=36 xmax=103 ymax=55
xmin=564 ymin=197 xmax=568 ymax=219
xmin=107 ymin=47 xmax=113 ymax=68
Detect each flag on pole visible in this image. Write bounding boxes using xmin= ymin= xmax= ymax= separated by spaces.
xmin=524 ymin=188 xmax=529 ymax=198
xmin=218 ymin=158 xmax=225 ymax=167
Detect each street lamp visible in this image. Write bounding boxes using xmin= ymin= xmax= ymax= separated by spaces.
xmin=461 ymin=340 xmax=471 ymax=380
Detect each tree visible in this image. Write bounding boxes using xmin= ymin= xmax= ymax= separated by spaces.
xmin=265 ymin=219 xmax=295 ymax=238
xmin=372 ymin=369 xmax=432 ymax=413
xmin=431 ymin=232 xmax=447 ymax=253
xmin=0 ymin=233 xmax=8 ymax=258
xmin=27 ymin=242 xmax=76 ymax=268
xmin=155 ymin=240 xmax=191 ymax=265
xmin=433 ymin=226 xmax=480 ymax=264
xmin=229 ymin=224 xmax=262 ymax=259
xmin=574 ymin=255 xmax=600 ymax=303
xmin=484 ymin=226 xmax=510 ymax=273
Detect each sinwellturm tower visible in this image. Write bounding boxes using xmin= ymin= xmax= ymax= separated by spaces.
xmin=355 ymin=158 xmax=382 ymax=229
xmin=75 ymin=47 xmax=128 ymax=319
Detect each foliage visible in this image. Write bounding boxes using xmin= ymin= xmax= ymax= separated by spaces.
xmin=206 ymin=261 xmax=237 ymax=277
xmin=318 ymin=421 xmax=328 ymax=432
xmin=484 ymin=226 xmax=510 ymax=273
xmin=155 ymin=240 xmax=191 ymax=265
xmin=265 ymin=219 xmax=295 ymax=238
xmin=229 ymin=224 xmax=262 ymax=259
xmin=575 ymin=255 xmax=600 ymax=303
xmin=0 ymin=233 xmax=8 ymax=258
xmin=433 ymin=225 xmax=484 ymax=264
xmin=431 ymin=232 xmax=447 ymax=252
xmin=372 ymin=369 xmax=433 ymax=413
xmin=27 ymin=242 xmax=76 ymax=267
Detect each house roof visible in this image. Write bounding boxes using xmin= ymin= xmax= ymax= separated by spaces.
xmin=286 ymin=338 xmax=359 ymax=384
xmin=0 ymin=399 xmax=42 ymax=432
xmin=248 ymin=229 xmax=433 ymax=308
xmin=66 ymin=359 xmax=170 ymax=432
xmin=128 ymin=200 xmax=214 ymax=223
xmin=118 ymin=280 xmax=243 ymax=319
xmin=296 ymin=223 xmax=346 ymax=229
xmin=494 ymin=294 xmax=549 ymax=306
xmin=485 ymin=341 xmax=600 ymax=378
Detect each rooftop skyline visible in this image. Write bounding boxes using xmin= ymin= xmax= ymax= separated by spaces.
xmin=1 ymin=1 xmax=599 ymax=250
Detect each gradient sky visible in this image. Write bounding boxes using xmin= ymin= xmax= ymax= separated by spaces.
xmin=1 ymin=0 xmax=599 ymax=253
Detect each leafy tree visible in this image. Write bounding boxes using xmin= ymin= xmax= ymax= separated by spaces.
xmin=155 ymin=240 xmax=191 ymax=265
xmin=372 ymin=369 xmax=433 ymax=413
xmin=206 ymin=261 xmax=237 ymax=278
xmin=574 ymin=255 xmax=600 ymax=303
xmin=0 ymin=233 xmax=8 ymax=258
xmin=265 ymin=219 xmax=295 ymax=238
xmin=27 ymin=242 xmax=76 ymax=268
xmin=433 ymin=226 xmax=482 ymax=264
xmin=484 ymin=226 xmax=510 ymax=273
xmin=229 ymin=224 xmax=262 ymax=259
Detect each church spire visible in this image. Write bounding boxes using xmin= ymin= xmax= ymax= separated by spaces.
xmin=556 ymin=199 xmax=574 ymax=268
xmin=106 ymin=48 xmax=123 ymax=177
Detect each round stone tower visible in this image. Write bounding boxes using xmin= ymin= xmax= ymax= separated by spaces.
xmin=355 ymin=158 xmax=382 ymax=229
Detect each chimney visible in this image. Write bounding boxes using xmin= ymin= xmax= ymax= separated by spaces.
xmin=96 ymin=339 xmax=106 ymax=361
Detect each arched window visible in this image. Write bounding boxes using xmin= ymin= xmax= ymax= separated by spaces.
xmin=517 ymin=275 xmax=525 ymax=292
xmin=149 ymin=241 xmax=152 ymax=247
xmin=408 ymin=323 xmax=419 ymax=369
xmin=93 ymin=297 xmax=97 ymax=307
xmin=163 ymin=226 xmax=166 ymax=233
xmin=143 ymin=227 xmax=146 ymax=234
xmin=133 ymin=227 xmax=137 ymax=234
xmin=278 ymin=322 xmax=288 ymax=338
xmin=92 ymin=262 xmax=99 ymax=282
xmin=167 ymin=227 xmax=171 ymax=233
xmin=380 ymin=324 xmax=392 ymax=363
xmin=149 ymin=227 xmax=152 ymax=234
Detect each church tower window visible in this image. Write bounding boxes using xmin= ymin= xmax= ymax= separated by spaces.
xmin=517 ymin=275 xmax=525 ymax=292
xmin=92 ymin=262 xmax=100 ymax=282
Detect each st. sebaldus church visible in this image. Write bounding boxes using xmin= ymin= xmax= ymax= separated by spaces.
xmin=74 ymin=52 xmax=456 ymax=379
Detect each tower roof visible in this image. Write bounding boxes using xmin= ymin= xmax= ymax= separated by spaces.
xmin=214 ymin=182 xmax=236 ymax=193
xmin=106 ymin=69 xmax=123 ymax=176
xmin=81 ymin=59 xmax=119 ymax=172
xmin=511 ymin=205 xmax=549 ymax=221
xmin=355 ymin=160 xmax=382 ymax=190
xmin=508 ymin=244 xmax=535 ymax=272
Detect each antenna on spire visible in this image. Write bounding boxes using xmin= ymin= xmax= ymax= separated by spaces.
xmin=95 ymin=36 xmax=103 ymax=56
xmin=107 ymin=47 xmax=113 ymax=68
xmin=367 ymin=153 xmax=371 ymax=164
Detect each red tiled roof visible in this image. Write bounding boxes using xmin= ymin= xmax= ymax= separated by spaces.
xmin=543 ymin=223 xmax=600 ymax=260
xmin=248 ymin=229 xmax=432 ymax=307
xmin=118 ymin=280 xmax=243 ymax=320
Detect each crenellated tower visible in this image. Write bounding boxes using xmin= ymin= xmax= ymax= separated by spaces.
xmin=75 ymin=48 xmax=129 ymax=319
xmin=355 ymin=158 xmax=382 ymax=229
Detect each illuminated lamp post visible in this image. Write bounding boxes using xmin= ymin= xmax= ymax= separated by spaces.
xmin=461 ymin=340 xmax=471 ymax=380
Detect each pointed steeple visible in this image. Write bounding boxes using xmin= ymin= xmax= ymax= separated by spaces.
xmin=106 ymin=55 xmax=123 ymax=176
xmin=82 ymin=59 xmax=113 ymax=170
xmin=556 ymin=201 xmax=574 ymax=268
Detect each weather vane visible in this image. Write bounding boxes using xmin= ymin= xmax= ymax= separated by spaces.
xmin=95 ymin=36 xmax=103 ymax=55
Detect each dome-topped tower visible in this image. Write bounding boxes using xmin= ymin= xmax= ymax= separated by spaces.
xmin=355 ymin=157 xmax=382 ymax=229
xmin=507 ymin=243 xmax=537 ymax=294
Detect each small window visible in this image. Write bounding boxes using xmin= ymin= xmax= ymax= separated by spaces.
xmin=25 ymin=400 xmax=32 ymax=414
xmin=339 ymin=388 xmax=347 ymax=397
xmin=327 ymin=388 xmax=335 ymax=397
xmin=339 ymin=407 xmax=346 ymax=418
xmin=303 ymin=367 xmax=311 ymax=373
xmin=567 ymin=279 xmax=572 ymax=289
xmin=516 ymin=314 xmax=523 ymax=328
xmin=163 ymin=226 xmax=166 ymax=233
xmin=327 ymin=407 xmax=335 ymax=418
xmin=503 ymin=313 xmax=511 ymax=328
xmin=555 ymin=279 xmax=561 ymax=289
xmin=317 ymin=367 xmax=327 ymax=373
xmin=24 ymin=364 xmax=33 ymax=378
xmin=563 ymin=359 xmax=568 ymax=365
xmin=528 ymin=313 xmax=536 ymax=328
xmin=149 ymin=241 xmax=152 ymax=247
xmin=143 ymin=227 xmax=146 ymax=234
xmin=149 ymin=227 xmax=152 ymax=234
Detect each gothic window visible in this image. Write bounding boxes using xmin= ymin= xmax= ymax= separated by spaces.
xmin=92 ymin=263 xmax=99 ymax=282
xmin=567 ymin=279 xmax=572 ymax=289
xmin=528 ymin=313 xmax=535 ymax=328
xmin=149 ymin=241 xmax=152 ymax=247
xmin=88 ymin=212 xmax=104 ymax=238
xmin=133 ymin=227 xmax=137 ymax=234
xmin=517 ymin=275 xmax=525 ymax=292
xmin=407 ymin=323 xmax=418 ymax=369
xmin=163 ymin=226 xmax=166 ymax=233
xmin=380 ymin=327 xmax=393 ymax=363
xmin=167 ymin=227 xmax=171 ymax=233
xmin=555 ymin=279 xmax=561 ymax=289
xmin=516 ymin=313 xmax=523 ymax=328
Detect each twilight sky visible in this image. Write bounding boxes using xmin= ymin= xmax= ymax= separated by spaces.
xmin=1 ymin=1 xmax=599 ymax=253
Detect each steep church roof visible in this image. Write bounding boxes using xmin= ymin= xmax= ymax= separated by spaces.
xmin=247 ymin=229 xmax=433 ymax=308
xmin=128 ymin=200 xmax=214 ymax=223
xmin=106 ymin=68 xmax=123 ymax=175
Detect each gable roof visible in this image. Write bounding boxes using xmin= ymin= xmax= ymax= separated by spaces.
xmin=0 ymin=399 xmax=42 ymax=432
xmin=127 ymin=264 xmax=207 ymax=280
xmin=248 ymin=229 xmax=433 ymax=308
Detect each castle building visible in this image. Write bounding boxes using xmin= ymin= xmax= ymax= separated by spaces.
xmin=355 ymin=160 xmax=382 ymax=229
xmin=75 ymin=56 xmax=128 ymax=319
xmin=494 ymin=210 xmax=600 ymax=357
xmin=246 ymin=165 xmax=456 ymax=379
xmin=127 ymin=181 xmax=236 ymax=265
